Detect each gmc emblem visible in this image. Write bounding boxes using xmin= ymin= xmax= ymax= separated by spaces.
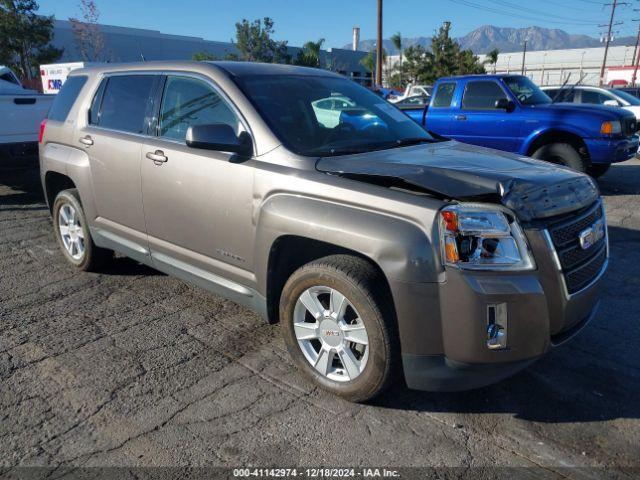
xmin=579 ymin=219 xmax=605 ymax=250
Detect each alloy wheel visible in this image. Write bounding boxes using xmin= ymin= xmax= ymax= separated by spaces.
xmin=293 ymin=286 xmax=369 ymax=382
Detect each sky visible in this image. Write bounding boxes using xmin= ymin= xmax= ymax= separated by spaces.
xmin=37 ymin=0 xmax=639 ymax=49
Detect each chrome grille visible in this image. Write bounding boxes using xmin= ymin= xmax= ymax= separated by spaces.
xmin=544 ymin=201 xmax=607 ymax=295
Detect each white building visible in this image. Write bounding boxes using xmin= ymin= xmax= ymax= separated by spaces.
xmin=385 ymin=45 xmax=640 ymax=87
xmin=478 ymin=45 xmax=639 ymax=86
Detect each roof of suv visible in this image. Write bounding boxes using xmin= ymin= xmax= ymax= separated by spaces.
xmin=70 ymin=60 xmax=339 ymax=79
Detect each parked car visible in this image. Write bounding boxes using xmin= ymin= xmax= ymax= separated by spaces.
xmin=542 ymin=85 xmax=640 ymax=121
xmin=615 ymin=86 xmax=640 ymax=99
xmin=403 ymin=74 xmax=638 ymax=177
xmin=0 ymin=65 xmax=53 ymax=159
xmin=40 ymin=61 xmax=607 ymax=401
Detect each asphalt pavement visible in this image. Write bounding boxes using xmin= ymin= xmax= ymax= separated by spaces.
xmin=1 ymin=157 xmax=639 ymax=477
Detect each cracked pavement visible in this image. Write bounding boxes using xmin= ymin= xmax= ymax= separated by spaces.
xmin=1 ymin=157 xmax=639 ymax=475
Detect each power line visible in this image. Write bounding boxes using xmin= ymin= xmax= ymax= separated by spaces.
xmin=445 ymin=0 xmax=606 ymax=26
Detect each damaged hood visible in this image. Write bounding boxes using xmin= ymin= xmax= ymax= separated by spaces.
xmin=316 ymin=141 xmax=599 ymax=221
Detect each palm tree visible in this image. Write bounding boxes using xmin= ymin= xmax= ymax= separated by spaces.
xmin=360 ymin=51 xmax=376 ymax=74
xmin=295 ymin=38 xmax=325 ymax=68
xmin=391 ymin=32 xmax=403 ymax=86
xmin=484 ymin=48 xmax=500 ymax=74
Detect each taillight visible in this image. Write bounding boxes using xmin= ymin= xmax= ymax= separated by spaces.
xmin=38 ymin=119 xmax=46 ymax=143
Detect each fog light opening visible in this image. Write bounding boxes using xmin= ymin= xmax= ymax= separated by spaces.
xmin=487 ymin=303 xmax=508 ymax=350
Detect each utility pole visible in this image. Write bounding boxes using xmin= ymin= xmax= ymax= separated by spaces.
xmin=521 ymin=40 xmax=527 ymax=75
xmin=599 ymin=0 xmax=625 ymax=86
xmin=632 ymin=15 xmax=640 ymax=86
xmin=375 ymin=0 xmax=383 ymax=87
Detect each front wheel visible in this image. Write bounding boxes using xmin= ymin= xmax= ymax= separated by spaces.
xmin=280 ymin=255 xmax=398 ymax=402
xmin=532 ymin=142 xmax=587 ymax=172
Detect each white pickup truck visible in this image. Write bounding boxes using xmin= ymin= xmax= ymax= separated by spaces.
xmin=0 ymin=66 xmax=53 ymax=159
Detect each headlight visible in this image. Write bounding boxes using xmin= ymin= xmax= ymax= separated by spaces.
xmin=440 ymin=204 xmax=535 ymax=271
xmin=601 ymin=121 xmax=622 ymax=136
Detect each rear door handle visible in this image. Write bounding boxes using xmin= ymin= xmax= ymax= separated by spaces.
xmin=455 ymin=115 xmax=467 ymax=121
xmin=146 ymin=150 xmax=168 ymax=164
xmin=79 ymin=135 xmax=94 ymax=146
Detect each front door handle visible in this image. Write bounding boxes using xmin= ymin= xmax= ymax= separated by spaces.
xmin=146 ymin=150 xmax=168 ymax=164
xmin=455 ymin=115 xmax=467 ymax=121
xmin=79 ymin=135 xmax=94 ymax=146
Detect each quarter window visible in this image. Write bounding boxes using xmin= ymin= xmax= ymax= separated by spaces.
xmin=462 ymin=81 xmax=508 ymax=110
xmin=432 ymin=83 xmax=456 ymax=108
xmin=159 ymin=76 xmax=242 ymax=141
xmin=47 ymin=75 xmax=87 ymax=122
xmin=97 ymin=75 xmax=156 ymax=134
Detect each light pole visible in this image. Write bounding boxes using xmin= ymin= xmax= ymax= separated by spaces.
xmin=541 ymin=53 xmax=547 ymax=85
xmin=580 ymin=51 xmax=586 ymax=78
xmin=521 ymin=40 xmax=528 ymax=75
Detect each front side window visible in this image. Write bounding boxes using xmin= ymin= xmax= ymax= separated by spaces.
xmin=233 ymin=74 xmax=433 ymax=157
xmin=580 ymin=90 xmax=610 ymax=105
xmin=432 ymin=83 xmax=456 ymax=108
xmin=462 ymin=81 xmax=508 ymax=110
xmin=159 ymin=76 xmax=242 ymax=141
xmin=503 ymin=76 xmax=551 ymax=106
xmin=98 ymin=75 xmax=156 ymax=134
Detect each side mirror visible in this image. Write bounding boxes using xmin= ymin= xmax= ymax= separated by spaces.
xmin=495 ymin=98 xmax=515 ymax=112
xmin=603 ymin=99 xmax=620 ymax=107
xmin=186 ymin=124 xmax=252 ymax=156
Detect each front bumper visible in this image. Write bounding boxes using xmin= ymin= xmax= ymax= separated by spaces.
xmin=585 ymin=135 xmax=638 ymax=164
xmin=390 ymin=219 xmax=606 ymax=392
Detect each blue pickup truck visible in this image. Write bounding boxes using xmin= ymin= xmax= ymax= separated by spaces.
xmin=402 ymin=74 xmax=639 ymax=177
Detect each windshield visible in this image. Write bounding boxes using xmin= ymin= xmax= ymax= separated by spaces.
xmin=233 ymin=74 xmax=433 ymax=156
xmin=503 ymin=76 xmax=552 ymax=106
xmin=613 ymin=89 xmax=640 ymax=106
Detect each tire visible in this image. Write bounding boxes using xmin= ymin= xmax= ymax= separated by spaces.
xmin=587 ymin=164 xmax=611 ymax=178
xmin=52 ymin=189 xmax=112 ymax=271
xmin=532 ymin=142 xmax=587 ymax=172
xmin=280 ymin=255 xmax=399 ymax=402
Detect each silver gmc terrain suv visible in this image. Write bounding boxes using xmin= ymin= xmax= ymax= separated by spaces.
xmin=39 ymin=61 xmax=608 ymax=401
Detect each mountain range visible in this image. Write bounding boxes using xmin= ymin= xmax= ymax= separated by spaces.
xmin=346 ymin=25 xmax=636 ymax=55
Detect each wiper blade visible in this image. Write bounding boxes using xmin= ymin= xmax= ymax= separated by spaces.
xmin=393 ymin=137 xmax=434 ymax=147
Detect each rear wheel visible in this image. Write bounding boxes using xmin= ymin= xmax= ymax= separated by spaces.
xmin=280 ymin=255 xmax=398 ymax=402
xmin=532 ymin=142 xmax=587 ymax=172
xmin=587 ymin=164 xmax=611 ymax=178
xmin=52 ymin=189 xmax=112 ymax=271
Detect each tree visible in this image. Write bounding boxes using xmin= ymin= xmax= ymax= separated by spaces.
xmin=484 ymin=48 xmax=499 ymax=74
xmin=234 ymin=17 xmax=289 ymax=63
xmin=398 ymin=23 xmax=485 ymax=85
xmin=0 ymin=0 xmax=62 ymax=80
xmin=360 ymin=49 xmax=386 ymax=78
xmin=390 ymin=31 xmax=402 ymax=86
xmin=69 ymin=0 xmax=105 ymax=61
xmin=360 ymin=52 xmax=375 ymax=74
xmin=400 ymin=45 xmax=431 ymax=84
xmin=192 ymin=51 xmax=216 ymax=61
xmin=295 ymin=38 xmax=324 ymax=68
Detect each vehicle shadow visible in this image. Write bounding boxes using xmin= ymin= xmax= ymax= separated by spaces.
xmin=374 ymin=224 xmax=640 ymax=424
xmin=597 ymin=163 xmax=640 ymax=196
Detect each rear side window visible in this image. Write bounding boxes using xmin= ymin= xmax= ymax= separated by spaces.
xmin=97 ymin=75 xmax=156 ymax=134
xmin=462 ymin=81 xmax=508 ymax=110
xmin=432 ymin=83 xmax=456 ymax=108
xmin=47 ymin=75 xmax=87 ymax=122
